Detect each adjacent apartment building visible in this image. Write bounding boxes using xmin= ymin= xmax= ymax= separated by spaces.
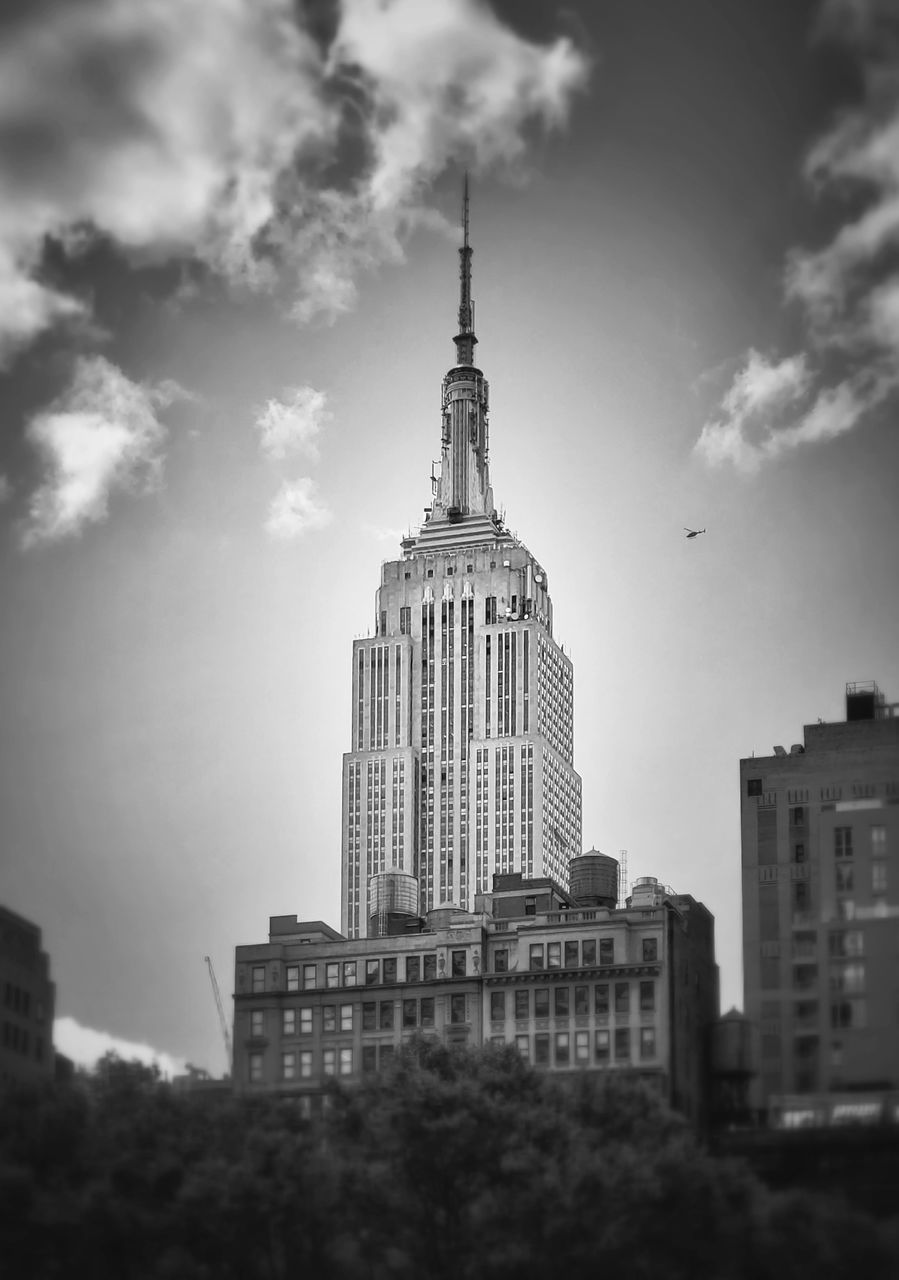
xmin=741 ymin=681 xmax=899 ymax=1119
xmin=234 ymin=857 xmax=718 ymax=1128
xmin=0 ymin=904 xmax=55 ymax=1085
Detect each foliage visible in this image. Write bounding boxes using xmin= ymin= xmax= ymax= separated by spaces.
xmin=0 ymin=1044 xmax=896 ymax=1279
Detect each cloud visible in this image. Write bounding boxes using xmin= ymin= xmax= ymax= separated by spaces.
xmin=54 ymin=1014 xmax=187 ymax=1079
xmin=264 ymin=476 xmax=332 ymax=539
xmin=696 ymin=0 xmax=899 ymax=472
xmin=255 ymin=385 xmax=330 ymax=461
xmin=0 ymin=474 xmax=11 ymax=504
xmin=0 ymin=0 xmax=589 ymax=356
xmin=21 ymin=355 xmax=181 ymax=547
xmin=361 ymin=521 xmax=407 ymax=544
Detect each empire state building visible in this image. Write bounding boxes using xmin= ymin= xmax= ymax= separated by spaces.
xmin=341 ymin=186 xmax=582 ymax=939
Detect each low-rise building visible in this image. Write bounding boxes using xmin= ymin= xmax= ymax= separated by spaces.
xmin=233 ymin=859 xmax=718 ymax=1128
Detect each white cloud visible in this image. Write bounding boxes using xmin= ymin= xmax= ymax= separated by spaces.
xmin=54 ymin=1014 xmax=187 ymax=1079
xmin=0 ymin=0 xmax=589 ymax=354
xmin=361 ymin=521 xmax=407 ymax=544
xmin=697 ymin=2 xmax=899 ymax=472
xmin=255 ymin=385 xmax=330 ymax=461
xmin=22 ymin=355 xmax=180 ymax=547
xmin=264 ymin=476 xmax=332 ymax=540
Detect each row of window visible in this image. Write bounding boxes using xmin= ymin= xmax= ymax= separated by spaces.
xmin=1 ymin=1020 xmax=43 ymax=1059
xmin=2 ymin=983 xmax=32 ymax=1017
xmin=528 ymin=937 xmax=658 ymax=970
xmin=249 ymin=980 xmax=655 ymax=1041
xmin=249 ymin=1024 xmax=659 ymax=1083
xmin=493 ymin=981 xmax=655 ymax=1020
xmin=252 ymin=951 xmax=463 ymax=994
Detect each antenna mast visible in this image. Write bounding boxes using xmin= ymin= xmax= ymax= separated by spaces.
xmin=454 ymin=173 xmax=477 ymax=367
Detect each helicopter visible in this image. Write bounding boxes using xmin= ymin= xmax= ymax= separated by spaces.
xmin=684 ymin=527 xmax=706 ymax=539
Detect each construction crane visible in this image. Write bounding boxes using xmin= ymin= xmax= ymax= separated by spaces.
xmin=204 ymin=955 xmax=232 ymax=1075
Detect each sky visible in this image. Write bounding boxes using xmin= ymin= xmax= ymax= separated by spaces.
xmin=2 ymin=0 xmax=898 ymax=1076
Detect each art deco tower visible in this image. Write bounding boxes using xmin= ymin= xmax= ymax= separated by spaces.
xmin=341 ymin=184 xmax=582 ymax=938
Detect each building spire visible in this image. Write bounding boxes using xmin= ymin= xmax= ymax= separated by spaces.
xmin=454 ymin=172 xmax=477 ymax=367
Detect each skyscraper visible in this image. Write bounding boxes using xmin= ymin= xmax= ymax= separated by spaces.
xmin=341 ymin=185 xmax=582 ymax=939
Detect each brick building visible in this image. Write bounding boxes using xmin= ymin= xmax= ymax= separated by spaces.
xmin=741 ymin=681 xmax=899 ymax=1116
xmin=0 ymin=904 xmax=55 ymax=1085
xmin=234 ymin=861 xmax=718 ymax=1128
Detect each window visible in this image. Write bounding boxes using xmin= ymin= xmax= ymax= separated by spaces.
xmin=420 ymin=997 xmax=435 ymax=1027
xmin=534 ymin=988 xmax=550 ymax=1018
xmin=790 ymin=806 xmax=805 ymax=826
xmin=614 ymin=983 xmax=630 ymax=1014
xmin=325 ymin=962 xmax=339 ymax=989
xmin=547 ymin=942 xmax=561 ymax=969
xmin=362 ymin=1045 xmax=377 ymax=1074
xmin=595 ymin=1028 xmax=610 ymax=1063
xmin=343 ymin=961 xmax=357 ymax=987
xmin=323 ymin=1049 xmax=336 ymax=1076
xmin=515 ymin=1034 xmax=530 ymax=1061
xmin=403 ymin=998 xmax=417 ymax=1028
xmin=303 ymin=964 xmax=316 ymax=991
xmin=529 ymin=944 xmax=545 ymax=971
xmin=747 ymin=778 xmax=763 ymax=796
xmin=524 ymin=896 xmax=537 ymax=917
xmin=249 ymin=1052 xmax=263 ymax=1082
xmin=873 ymin=861 xmax=887 ymax=893
xmin=379 ymin=1044 xmax=395 ymax=1068
xmin=491 ymin=991 xmax=506 ymax=1022
xmin=640 ymin=1027 xmax=656 ymax=1060
xmin=793 ymin=880 xmax=809 ymax=913
xmin=835 ymin=828 xmax=853 ymax=858
xmin=793 ymin=842 xmax=806 ymax=864
xmin=534 ymin=1033 xmax=550 ymax=1065
xmin=582 ymin=939 xmax=597 ymax=966
xmin=871 ymin=825 xmax=887 ymax=856
xmin=406 ymin=956 xmax=421 ymax=983
xmin=286 ymin=965 xmax=299 ymax=992
xmin=366 ymin=960 xmax=380 ymax=985
xmin=423 ymin=954 xmax=437 ymax=981
xmin=830 ymin=999 xmax=866 ymax=1029
xmin=594 ymin=984 xmax=609 ymax=1016
xmin=379 ymin=1001 xmax=394 ymax=1030
xmin=340 ymin=1005 xmax=353 ymax=1032
xmin=251 ymin=966 xmax=265 ymax=993
xmin=494 ymin=949 xmax=509 ymax=973
xmin=515 ymin=990 xmax=529 ymax=1020
xmin=614 ymin=1028 xmax=630 ymax=1061
xmin=639 ymin=981 xmax=655 ymax=1012
xmin=564 ymin=941 xmax=579 ymax=968
xmin=323 ymin=1005 xmax=337 ymax=1033
xmin=282 ymin=1051 xmax=297 ymax=1080
xmin=574 ymin=986 xmax=589 ymax=1015
xmin=451 ymin=950 xmax=466 ymax=977
xmin=642 ymin=937 xmax=658 ymax=963
xmin=300 ymin=1008 xmax=312 ymax=1034
xmin=485 ymin=596 xmax=497 ymax=625
xmin=383 ymin=957 xmax=397 ymax=984
xmin=829 ymin=931 xmax=863 ymax=958
xmin=554 ymin=987 xmax=569 ymax=1017
xmin=339 ymin=1047 xmax=353 ymax=1076
xmin=282 ymin=1009 xmax=296 ymax=1036
xmin=554 ymin=1032 xmax=570 ymax=1065
xmin=450 ymin=994 xmax=466 ymax=1024
xmin=835 ymin=863 xmax=854 ymax=893
xmin=575 ymin=1030 xmax=590 ymax=1064
xmin=250 ymin=1010 xmax=264 ymax=1038
xmin=599 ymin=938 xmax=614 ymax=965
xmin=300 ymin=1050 xmax=312 ymax=1078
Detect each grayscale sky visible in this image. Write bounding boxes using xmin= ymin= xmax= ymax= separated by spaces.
xmin=1 ymin=0 xmax=898 ymax=1075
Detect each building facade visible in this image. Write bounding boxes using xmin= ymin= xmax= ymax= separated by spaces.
xmin=341 ymin=187 xmax=581 ymax=938
xmin=234 ymin=865 xmax=718 ymax=1128
xmin=740 ymin=681 xmax=899 ymax=1116
xmin=0 ymin=904 xmax=55 ymax=1085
